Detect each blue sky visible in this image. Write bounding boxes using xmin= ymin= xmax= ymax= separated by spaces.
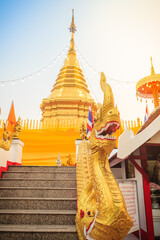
xmin=1 ymin=0 xmax=160 ymax=121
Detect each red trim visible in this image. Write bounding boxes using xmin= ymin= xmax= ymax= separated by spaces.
xmin=143 ymin=177 xmax=155 ymax=240
xmin=129 ymin=153 xmax=155 ymax=239
xmin=131 ymin=155 xmax=147 ymax=160
xmin=144 ymin=143 xmax=160 ymax=146
xmin=140 ymin=146 xmax=155 ymax=240
xmin=96 ymin=137 xmax=116 ymax=141
xmin=140 ymin=146 xmax=148 ymax=170
xmin=86 ymin=219 xmax=94 ymax=232
xmin=129 ymin=158 xmax=149 ymax=181
xmin=133 ymin=229 xmax=148 ymax=240
xmin=133 ymin=230 xmax=139 ymax=238
xmin=0 ymin=161 xmax=21 ymax=178
xmin=109 ymin=155 xmax=128 ymax=167
xmin=141 ymin=228 xmax=148 ymax=240
xmin=97 ymin=121 xmax=119 ymax=133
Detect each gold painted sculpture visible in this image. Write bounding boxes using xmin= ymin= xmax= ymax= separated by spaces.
xmin=79 ymin=122 xmax=87 ymax=140
xmin=0 ymin=123 xmax=12 ymax=151
xmin=0 ymin=117 xmax=22 ymax=151
xmin=76 ymin=72 xmax=133 ymax=240
xmin=12 ymin=117 xmax=22 ymax=138
xmin=66 ymin=154 xmax=74 ymax=166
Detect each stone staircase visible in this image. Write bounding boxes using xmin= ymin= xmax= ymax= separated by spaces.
xmin=0 ymin=165 xmax=78 ymax=240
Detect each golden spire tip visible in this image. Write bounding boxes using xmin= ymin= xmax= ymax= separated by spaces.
xmin=69 ymin=9 xmax=76 ymax=33
xmin=150 ymin=56 xmax=155 ymax=75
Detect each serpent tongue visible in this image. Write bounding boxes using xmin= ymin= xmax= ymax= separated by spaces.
xmin=107 ymin=123 xmax=117 ymax=135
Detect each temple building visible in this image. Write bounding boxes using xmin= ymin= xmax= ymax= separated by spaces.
xmin=0 ymin=11 xmax=146 ymax=166
xmin=40 ymin=10 xmax=97 ymax=129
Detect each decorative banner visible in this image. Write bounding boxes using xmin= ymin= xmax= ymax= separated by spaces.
xmin=118 ymin=181 xmax=139 ymax=234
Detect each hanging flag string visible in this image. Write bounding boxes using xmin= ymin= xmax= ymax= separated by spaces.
xmin=0 ymin=44 xmax=69 ymax=86
xmin=1 ymin=42 xmax=138 ymax=87
xmin=75 ymin=43 xmax=136 ymax=85
xmin=77 ymin=49 xmax=100 ymax=102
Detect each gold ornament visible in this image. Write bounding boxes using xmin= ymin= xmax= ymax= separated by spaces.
xmin=66 ymin=154 xmax=74 ymax=166
xmin=0 ymin=123 xmax=12 ymax=151
xmin=0 ymin=117 xmax=22 ymax=151
xmin=79 ymin=122 xmax=87 ymax=140
xmin=12 ymin=117 xmax=22 ymax=138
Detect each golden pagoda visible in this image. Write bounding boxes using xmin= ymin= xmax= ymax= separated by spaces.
xmin=40 ymin=10 xmax=97 ymax=129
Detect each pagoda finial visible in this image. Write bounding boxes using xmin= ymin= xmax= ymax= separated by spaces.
xmin=69 ymin=9 xmax=76 ymax=33
xmin=150 ymin=57 xmax=155 ymax=75
xmin=68 ymin=9 xmax=76 ymax=56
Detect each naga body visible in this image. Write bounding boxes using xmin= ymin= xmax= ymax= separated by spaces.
xmin=76 ymin=73 xmax=133 ymax=240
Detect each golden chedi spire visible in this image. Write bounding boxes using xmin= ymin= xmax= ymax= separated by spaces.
xmin=40 ymin=10 xmax=97 ymax=128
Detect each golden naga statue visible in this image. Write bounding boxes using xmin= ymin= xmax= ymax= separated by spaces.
xmin=0 ymin=117 xmax=22 ymax=151
xmin=76 ymin=72 xmax=133 ymax=240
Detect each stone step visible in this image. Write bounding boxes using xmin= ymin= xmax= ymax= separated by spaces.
xmin=0 ymin=187 xmax=77 ymax=198
xmin=0 ymin=166 xmax=78 ymax=239
xmin=0 ymin=224 xmax=78 ymax=240
xmin=8 ymin=166 xmax=76 ymax=172
xmin=0 ymin=178 xmax=76 ymax=188
xmin=0 ymin=209 xmax=76 ymax=225
xmin=1 ymin=171 xmax=76 ymax=180
xmin=0 ymin=197 xmax=77 ymax=210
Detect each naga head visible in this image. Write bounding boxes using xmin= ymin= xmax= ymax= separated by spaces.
xmin=90 ymin=72 xmax=120 ymax=155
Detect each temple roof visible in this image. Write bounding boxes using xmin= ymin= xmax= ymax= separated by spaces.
xmin=137 ymin=105 xmax=160 ymax=134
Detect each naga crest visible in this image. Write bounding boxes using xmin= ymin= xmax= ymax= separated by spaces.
xmin=76 ymin=72 xmax=133 ymax=240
